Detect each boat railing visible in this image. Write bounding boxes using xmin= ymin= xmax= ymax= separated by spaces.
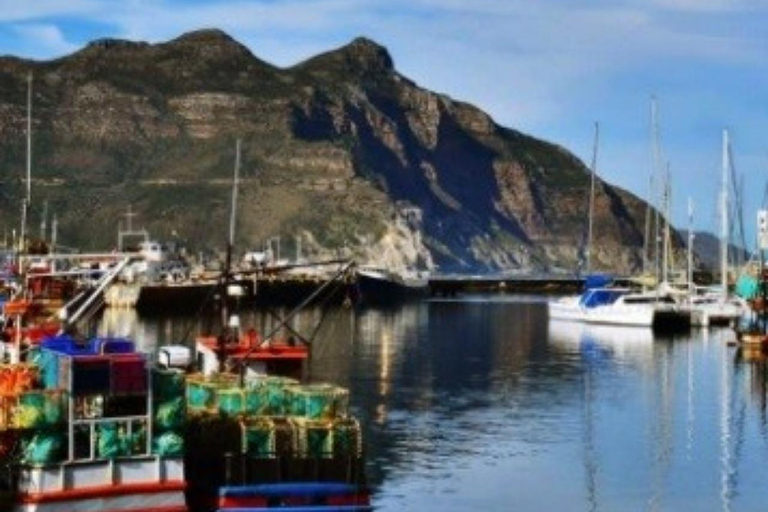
xmin=69 ymin=415 xmax=151 ymax=462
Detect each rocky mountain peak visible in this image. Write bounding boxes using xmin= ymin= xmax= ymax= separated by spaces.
xmin=343 ymin=37 xmax=394 ymax=72
xmin=294 ymin=36 xmax=394 ymax=85
xmin=166 ymin=28 xmax=243 ymax=50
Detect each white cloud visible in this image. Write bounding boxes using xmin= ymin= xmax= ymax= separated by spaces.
xmin=12 ymin=24 xmax=78 ymax=58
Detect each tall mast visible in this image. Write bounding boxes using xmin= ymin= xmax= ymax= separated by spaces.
xmin=26 ymin=73 xmax=32 ymax=204
xmin=51 ymin=213 xmax=58 ymax=274
xmin=218 ymin=138 xmax=241 ymax=373
xmin=40 ymin=200 xmax=48 ymax=242
xmin=662 ymin=163 xmax=671 ymax=284
xmin=687 ymin=198 xmax=694 ymax=293
xmin=643 ymin=173 xmax=653 ymax=277
xmin=227 ymin=138 xmax=241 ymax=273
xmin=720 ymin=129 xmax=729 ymax=301
xmin=651 ymin=96 xmax=662 ymax=285
xmin=19 ymin=73 xmax=33 ymax=259
xmin=586 ymin=121 xmax=599 ymax=275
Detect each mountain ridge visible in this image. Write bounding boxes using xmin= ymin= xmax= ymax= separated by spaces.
xmin=0 ymin=29 xmax=666 ymax=272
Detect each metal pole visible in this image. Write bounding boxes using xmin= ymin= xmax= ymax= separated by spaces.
xmin=721 ymin=129 xmax=729 ymax=302
xmin=26 ymin=73 xmax=32 ymax=203
xmin=662 ymin=163 xmax=671 ymax=284
xmin=687 ymin=198 xmax=694 ymax=293
xmin=51 ymin=214 xmax=58 ymax=274
xmin=586 ymin=121 xmax=599 ymax=275
xmin=219 ymin=139 xmax=241 ymax=372
xmin=651 ymin=96 xmax=662 ymax=285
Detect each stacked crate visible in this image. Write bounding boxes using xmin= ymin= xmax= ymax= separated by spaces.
xmin=37 ymin=335 xmax=152 ymax=461
xmin=152 ymin=369 xmax=186 ymax=456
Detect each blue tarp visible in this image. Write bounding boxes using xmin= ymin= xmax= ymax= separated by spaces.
xmin=41 ymin=335 xmax=98 ymax=356
xmin=578 ymin=289 xmax=624 ymax=308
xmin=583 ymin=274 xmax=614 ymax=291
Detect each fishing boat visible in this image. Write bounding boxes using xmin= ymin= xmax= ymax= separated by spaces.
xmin=182 ymin=140 xmax=369 ymax=511
xmin=1 ymin=335 xmax=187 ymax=512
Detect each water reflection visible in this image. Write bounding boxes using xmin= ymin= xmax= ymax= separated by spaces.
xmin=91 ymin=299 xmax=768 ymax=511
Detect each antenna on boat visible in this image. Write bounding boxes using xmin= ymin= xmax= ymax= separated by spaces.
xmin=18 ymin=73 xmax=33 ymax=271
xmin=217 ymin=138 xmax=241 ymax=372
xmin=586 ymin=121 xmax=599 ymax=275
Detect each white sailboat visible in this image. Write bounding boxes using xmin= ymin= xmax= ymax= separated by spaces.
xmin=681 ymin=129 xmax=748 ymax=326
xmin=547 ymin=120 xmax=690 ymax=330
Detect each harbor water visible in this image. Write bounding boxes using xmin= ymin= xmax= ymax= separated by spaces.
xmin=96 ymin=296 xmax=768 ymax=511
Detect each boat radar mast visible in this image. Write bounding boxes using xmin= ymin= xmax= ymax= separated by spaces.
xmin=217 ymin=138 xmax=241 ymax=372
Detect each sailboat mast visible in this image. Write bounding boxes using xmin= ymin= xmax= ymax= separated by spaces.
xmin=720 ymin=129 xmax=729 ymax=300
xmin=26 ymin=73 xmax=32 ymax=203
xmin=219 ymin=138 xmax=241 ymax=372
xmin=18 ymin=73 xmax=32 ymax=274
xmin=227 ymin=138 xmax=241 ymax=265
xmin=687 ymin=198 xmax=694 ymax=293
xmin=643 ymin=173 xmax=653 ymax=277
xmin=662 ymin=163 xmax=671 ymax=284
xmin=51 ymin=214 xmax=58 ymax=274
xmin=651 ymin=96 xmax=662 ymax=284
xmin=40 ymin=200 xmax=48 ymax=242
xmin=586 ymin=121 xmax=599 ymax=275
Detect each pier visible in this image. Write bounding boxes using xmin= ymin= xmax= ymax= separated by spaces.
xmin=427 ymin=275 xmax=584 ymax=297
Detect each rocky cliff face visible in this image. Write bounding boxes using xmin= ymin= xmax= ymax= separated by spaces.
xmin=0 ymin=29 xmax=662 ymax=273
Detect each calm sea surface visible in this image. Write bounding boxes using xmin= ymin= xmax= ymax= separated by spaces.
xmin=95 ymin=296 xmax=768 ymax=511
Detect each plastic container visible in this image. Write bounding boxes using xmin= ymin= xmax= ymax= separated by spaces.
xmin=72 ymin=356 xmax=111 ymax=396
xmin=93 ymin=337 xmax=135 ymax=355
xmin=110 ymin=355 xmax=147 ymax=395
xmin=40 ymin=336 xmax=97 ymax=357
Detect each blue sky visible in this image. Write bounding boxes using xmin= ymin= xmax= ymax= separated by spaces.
xmin=1 ymin=0 xmax=766 ymax=245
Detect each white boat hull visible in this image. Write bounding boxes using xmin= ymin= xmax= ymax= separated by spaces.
xmin=16 ymin=457 xmax=186 ymax=512
xmin=548 ymin=298 xmax=656 ymax=327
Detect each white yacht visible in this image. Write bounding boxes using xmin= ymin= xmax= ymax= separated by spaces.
xmin=548 ymin=287 xmax=689 ymax=329
xmin=681 ymin=287 xmax=748 ymax=327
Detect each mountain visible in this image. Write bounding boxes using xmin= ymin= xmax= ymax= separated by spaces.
xmin=688 ymin=231 xmax=752 ymax=272
xmin=0 ymin=29 xmax=661 ymax=273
